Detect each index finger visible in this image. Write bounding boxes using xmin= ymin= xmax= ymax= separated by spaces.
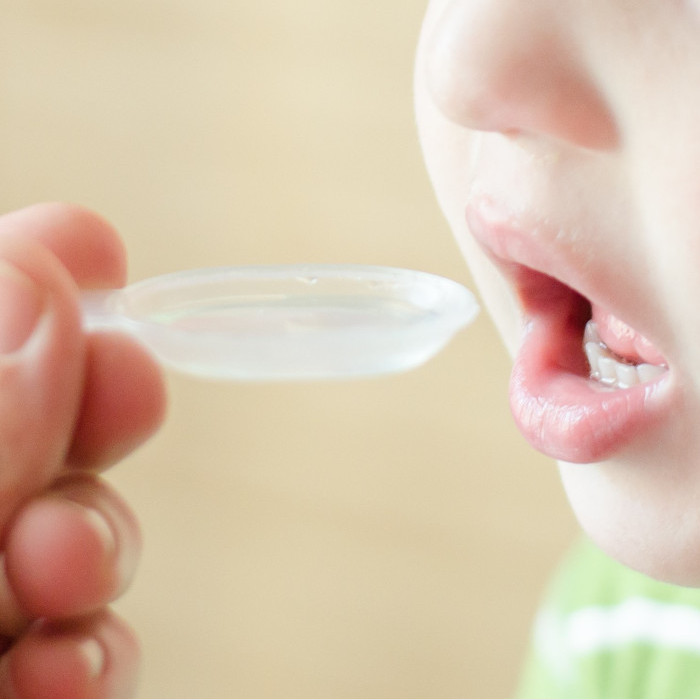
xmin=0 ymin=203 xmax=128 ymax=290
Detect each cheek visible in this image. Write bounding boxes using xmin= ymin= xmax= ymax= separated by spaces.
xmin=416 ymin=68 xmax=522 ymax=357
xmin=463 ymin=255 xmax=523 ymax=358
xmin=415 ymin=102 xmax=473 ymax=222
xmin=634 ymin=172 xmax=700 ymax=379
xmin=415 ymin=9 xmax=476 ymax=224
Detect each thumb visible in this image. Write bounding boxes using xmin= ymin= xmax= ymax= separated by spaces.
xmin=0 ymin=238 xmax=85 ymax=533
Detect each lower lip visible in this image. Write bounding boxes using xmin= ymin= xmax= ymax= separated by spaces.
xmin=510 ymin=307 xmax=673 ymax=463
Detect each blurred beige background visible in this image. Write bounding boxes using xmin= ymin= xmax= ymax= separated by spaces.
xmin=1 ymin=2 xmax=578 ymax=697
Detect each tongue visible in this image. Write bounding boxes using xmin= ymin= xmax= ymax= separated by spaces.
xmin=591 ymin=306 xmax=666 ymax=366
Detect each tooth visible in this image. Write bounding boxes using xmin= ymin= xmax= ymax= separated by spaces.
xmin=583 ymin=312 xmax=670 ymax=390
xmin=615 ymin=363 xmax=639 ymax=388
xmin=637 ymin=363 xmax=667 ymax=383
xmin=585 ymin=342 xmax=603 ymax=378
xmin=583 ymin=317 xmax=669 ymax=389
xmin=583 ymin=320 xmax=599 ymax=345
xmin=598 ymin=356 xmax=617 ymax=384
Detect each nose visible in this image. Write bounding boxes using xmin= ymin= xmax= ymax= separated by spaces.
xmin=424 ymin=0 xmax=618 ymax=150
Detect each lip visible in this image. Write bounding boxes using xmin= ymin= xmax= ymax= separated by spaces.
xmin=466 ymin=200 xmax=675 ymax=464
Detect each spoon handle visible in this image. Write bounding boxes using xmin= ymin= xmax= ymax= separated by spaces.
xmin=80 ymin=290 xmax=123 ymax=332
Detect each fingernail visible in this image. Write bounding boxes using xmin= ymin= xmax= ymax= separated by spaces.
xmin=0 ymin=261 xmax=45 ymax=354
xmin=83 ymin=503 xmax=139 ymax=600
xmin=82 ymin=507 xmax=116 ymax=556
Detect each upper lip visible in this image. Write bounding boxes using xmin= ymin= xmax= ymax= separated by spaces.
xmin=466 ymin=196 xmax=594 ymax=314
xmin=465 ymin=194 xmax=668 ymax=363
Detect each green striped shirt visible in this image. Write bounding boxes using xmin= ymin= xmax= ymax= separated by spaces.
xmin=519 ymin=538 xmax=700 ymax=698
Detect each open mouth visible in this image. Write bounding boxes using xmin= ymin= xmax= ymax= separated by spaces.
xmin=512 ymin=265 xmax=669 ymax=391
xmin=466 ymin=204 xmax=674 ymax=464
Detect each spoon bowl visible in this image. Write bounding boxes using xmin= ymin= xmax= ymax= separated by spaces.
xmin=81 ymin=264 xmax=479 ymax=381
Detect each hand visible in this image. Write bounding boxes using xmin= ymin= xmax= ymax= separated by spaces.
xmin=0 ymin=203 xmax=165 ymax=697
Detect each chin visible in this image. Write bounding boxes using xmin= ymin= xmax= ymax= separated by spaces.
xmin=559 ymin=456 xmax=700 ymax=587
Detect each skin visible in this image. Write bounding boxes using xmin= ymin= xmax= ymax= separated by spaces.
xmin=415 ymin=1 xmax=700 ymax=585
xmin=0 ymin=202 xmax=166 ymax=697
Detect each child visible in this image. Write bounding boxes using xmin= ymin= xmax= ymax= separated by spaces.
xmin=0 ymin=203 xmax=165 ymax=697
xmin=415 ymin=1 xmax=700 ymax=696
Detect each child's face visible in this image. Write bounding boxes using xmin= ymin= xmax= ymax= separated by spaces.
xmin=415 ymin=0 xmax=700 ymax=585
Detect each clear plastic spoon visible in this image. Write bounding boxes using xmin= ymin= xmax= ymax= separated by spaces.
xmin=80 ymin=264 xmax=479 ymax=381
